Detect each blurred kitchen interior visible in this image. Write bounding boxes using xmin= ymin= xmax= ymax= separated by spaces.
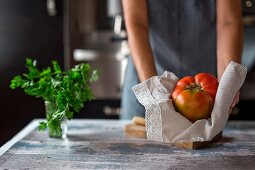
xmin=0 ymin=0 xmax=254 ymax=146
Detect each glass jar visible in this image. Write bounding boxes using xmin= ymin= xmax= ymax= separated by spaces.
xmin=44 ymin=101 xmax=67 ymax=138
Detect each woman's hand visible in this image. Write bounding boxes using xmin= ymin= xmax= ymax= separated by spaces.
xmin=229 ymin=91 xmax=240 ymax=114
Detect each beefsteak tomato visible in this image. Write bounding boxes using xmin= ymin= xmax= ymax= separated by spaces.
xmin=171 ymin=73 xmax=219 ymax=123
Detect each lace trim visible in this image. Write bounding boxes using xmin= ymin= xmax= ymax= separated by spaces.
xmin=133 ymin=82 xmax=163 ymax=142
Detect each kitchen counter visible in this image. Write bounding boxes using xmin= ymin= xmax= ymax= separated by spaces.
xmin=1 ymin=119 xmax=255 ymax=169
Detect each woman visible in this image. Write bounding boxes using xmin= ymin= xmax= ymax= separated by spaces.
xmin=121 ymin=0 xmax=243 ymax=119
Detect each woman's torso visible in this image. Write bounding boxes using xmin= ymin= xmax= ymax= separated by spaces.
xmin=147 ymin=0 xmax=217 ymax=77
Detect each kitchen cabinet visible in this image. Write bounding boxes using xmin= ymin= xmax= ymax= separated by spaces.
xmin=0 ymin=0 xmax=64 ymax=146
xmin=63 ymin=0 xmax=127 ymax=120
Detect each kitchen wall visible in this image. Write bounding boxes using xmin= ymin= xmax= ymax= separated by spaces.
xmin=0 ymin=0 xmax=64 ymax=146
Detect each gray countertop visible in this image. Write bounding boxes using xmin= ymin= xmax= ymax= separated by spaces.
xmin=1 ymin=119 xmax=255 ymax=169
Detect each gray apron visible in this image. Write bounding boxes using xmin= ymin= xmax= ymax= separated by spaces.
xmin=121 ymin=0 xmax=217 ymax=119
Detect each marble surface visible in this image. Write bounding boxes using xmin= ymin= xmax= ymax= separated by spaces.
xmin=1 ymin=119 xmax=255 ymax=169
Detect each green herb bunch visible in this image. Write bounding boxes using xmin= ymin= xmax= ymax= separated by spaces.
xmin=10 ymin=58 xmax=98 ymax=136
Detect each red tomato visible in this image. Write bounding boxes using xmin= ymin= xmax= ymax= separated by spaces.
xmin=171 ymin=73 xmax=219 ymax=123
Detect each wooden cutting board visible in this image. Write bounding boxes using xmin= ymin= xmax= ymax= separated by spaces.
xmin=124 ymin=116 xmax=222 ymax=149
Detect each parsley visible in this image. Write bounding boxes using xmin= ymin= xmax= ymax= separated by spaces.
xmin=10 ymin=58 xmax=99 ymax=137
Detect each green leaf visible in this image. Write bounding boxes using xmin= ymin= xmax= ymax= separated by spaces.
xmin=69 ymin=70 xmax=81 ymax=80
xmin=40 ymin=67 xmax=51 ymax=77
xmin=10 ymin=76 xmax=24 ymax=89
xmin=26 ymin=58 xmax=33 ymax=66
xmin=65 ymin=110 xmax=74 ymax=120
xmin=52 ymin=61 xmax=61 ymax=74
xmin=39 ymin=121 xmax=47 ymax=131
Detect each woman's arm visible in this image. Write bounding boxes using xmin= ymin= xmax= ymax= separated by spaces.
xmin=216 ymin=0 xmax=243 ymax=80
xmin=216 ymin=0 xmax=243 ymax=113
xmin=122 ymin=0 xmax=157 ymax=82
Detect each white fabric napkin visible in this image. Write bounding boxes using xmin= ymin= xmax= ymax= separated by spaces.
xmin=132 ymin=61 xmax=247 ymax=142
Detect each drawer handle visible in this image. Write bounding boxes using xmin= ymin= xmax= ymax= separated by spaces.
xmin=103 ymin=106 xmax=120 ymax=116
xmin=47 ymin=0 xmax=57 ymax=16
xmin=245 ymin=0 xmax=253 ymax=8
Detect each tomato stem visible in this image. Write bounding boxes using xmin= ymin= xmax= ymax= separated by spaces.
xmin=186 ymin=83 xmax=203 ymax=92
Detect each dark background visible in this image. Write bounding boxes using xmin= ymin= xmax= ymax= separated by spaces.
xmin=0 ymin=0 xmax=64 ymax=146
xmin=0 ymin=0 xmax=255 ymax=146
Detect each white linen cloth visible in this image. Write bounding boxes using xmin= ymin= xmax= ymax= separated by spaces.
xmin=132 ymin=61 xmax=247 ymax=142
